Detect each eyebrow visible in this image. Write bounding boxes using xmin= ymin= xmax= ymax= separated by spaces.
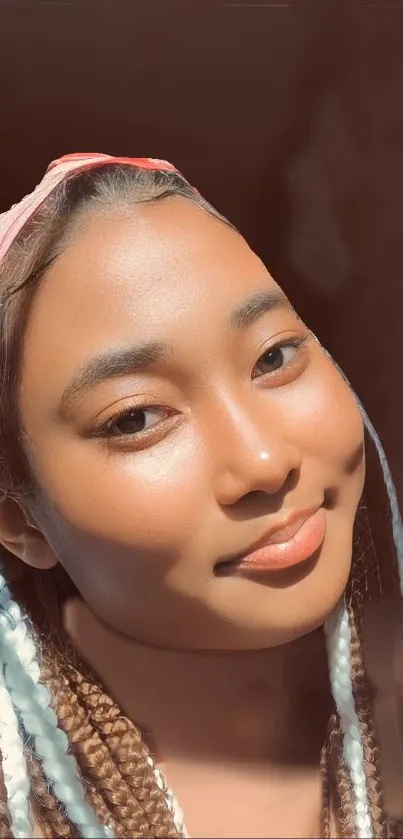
xmin=58 ymin=288 xmax=292 ymax=418
xmin=230 ymin=288 xmax=292 ymax=331
xmin=58 ymin=342 xmax=170 ymax=418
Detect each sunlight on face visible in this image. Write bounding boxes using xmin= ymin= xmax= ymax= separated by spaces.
xmin=19 ymin=197 xmax=365 ymax=650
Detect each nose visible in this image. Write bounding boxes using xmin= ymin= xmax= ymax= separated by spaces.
xmin=208 ymin=396 xmax=302 ymax=507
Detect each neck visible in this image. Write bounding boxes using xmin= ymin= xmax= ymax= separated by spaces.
xmin=62 ymin=595 xmax=332 ymax=768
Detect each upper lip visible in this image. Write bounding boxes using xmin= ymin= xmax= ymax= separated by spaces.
xmin=216 ymin=507 xmax=321 ymax=568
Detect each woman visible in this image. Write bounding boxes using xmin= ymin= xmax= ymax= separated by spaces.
xmin=0 ymin=152 xmax=401 ymax=839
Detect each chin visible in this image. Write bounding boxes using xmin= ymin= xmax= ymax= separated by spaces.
xmin=211 ymin=606 xmax=341 ymax=652
xmin=203 ymin=546 xmax=352 ymax=652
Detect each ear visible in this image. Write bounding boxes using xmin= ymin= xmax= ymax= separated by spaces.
xmin=0 ymin=492 xmax=57 ymax=570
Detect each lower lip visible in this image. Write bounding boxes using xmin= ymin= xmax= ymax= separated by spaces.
xmin=230 ymin=508 xmax=327 ymax=574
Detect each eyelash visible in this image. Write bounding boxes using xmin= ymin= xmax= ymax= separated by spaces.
xmin=94 ymin=333 xmax=310 ymax=444
xmin=251 ymin=334 xmax=308 ymax=380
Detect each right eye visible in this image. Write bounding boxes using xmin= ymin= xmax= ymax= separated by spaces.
xmin=100 ymin=406 xmax=170 ymax=439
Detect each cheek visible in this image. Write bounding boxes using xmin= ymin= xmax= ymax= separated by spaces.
xmin=287 ymin=356 xmax=364 ymax=467
xmin=32 ymin=425 xmax=207 ymax=556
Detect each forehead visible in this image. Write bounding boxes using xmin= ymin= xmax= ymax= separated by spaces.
xmin=32 ymin=196 xmax=275 ymax=336
xmin=21 ymin=198 xmax=281 ymax=406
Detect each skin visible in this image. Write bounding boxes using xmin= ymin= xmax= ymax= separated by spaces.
xmin=0 ymin=195 xmax=366 ymax=836
xmin=12 ymin=194 xmax=364 ymax=650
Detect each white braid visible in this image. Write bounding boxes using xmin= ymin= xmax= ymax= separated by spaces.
xmin=147 ymin=756 xmax=189 ymax=838
xmin=358 ymin=402 xmax=403 ymax=589
xmin=316 ymin=354 xmax=403 ymax=836
xmin=0 ymin=575 xmax=110 ymax=838
xmin=324 ymin=358 xmax=403 ymax=586
xmin=325 ymin=600 xmax=372 ymax=839
xmin=0 ymin=572 xmax=185 ymax=839
xmin=0 ymin=661 xmax=32 ymax=838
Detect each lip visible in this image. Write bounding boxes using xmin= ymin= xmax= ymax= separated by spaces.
xmin=215 ymin=507 xmax=326 ymax=576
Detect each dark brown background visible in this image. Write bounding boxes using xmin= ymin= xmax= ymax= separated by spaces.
xmin=1 ymin=0 xmax=402 ymax=504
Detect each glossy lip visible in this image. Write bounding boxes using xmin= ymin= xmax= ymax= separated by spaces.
xmin=215 ymin=506 xmax=325 ymax=576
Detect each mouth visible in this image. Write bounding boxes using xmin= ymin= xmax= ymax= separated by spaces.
xmin=214 ymin=507 xmax=327 ymax=577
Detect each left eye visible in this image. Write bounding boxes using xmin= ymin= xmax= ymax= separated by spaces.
xmin=252 ymin=344 xmax=298 ymax=378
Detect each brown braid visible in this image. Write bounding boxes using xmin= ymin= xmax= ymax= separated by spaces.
xmin=348 ymin=610 xmax=389 ymax=839
xmin=83 ymin=781 xmax=126 ymax=839
xmin=325 ymin=498 xmax=403 ymax=839
xmin=26 ymin=753 xmax=77 ymax=839
xmin=0 ymin=760 xmax=12 ymax=838
xmin=347 ymin=503 xmax=390 ymax=838
xmin=0 ymin=812 xmax=10 ymax=839
xmin=320 ymin=736 xmax=331 ymax=839
xmin=320 ymin=501 xmax=391 ymax=838
xmin=62 ymin=662 xmax=180 ymax=837
xmin=0 ymin=815 xmax=11 ymax=839
xmin=8 ymin=562 xmax=181 ymax=839
xmin=326 ymin=712 xmax=356 ymax=838
xmin=41 ymin=648 xmax=177 ymax=839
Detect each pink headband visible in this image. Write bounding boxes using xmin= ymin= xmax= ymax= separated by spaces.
xmin=0 ymin=152 xmax=180 ymax=264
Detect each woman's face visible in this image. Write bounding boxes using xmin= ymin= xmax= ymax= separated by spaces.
xmin=18 ymin=195 xmax=364 ymax=650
